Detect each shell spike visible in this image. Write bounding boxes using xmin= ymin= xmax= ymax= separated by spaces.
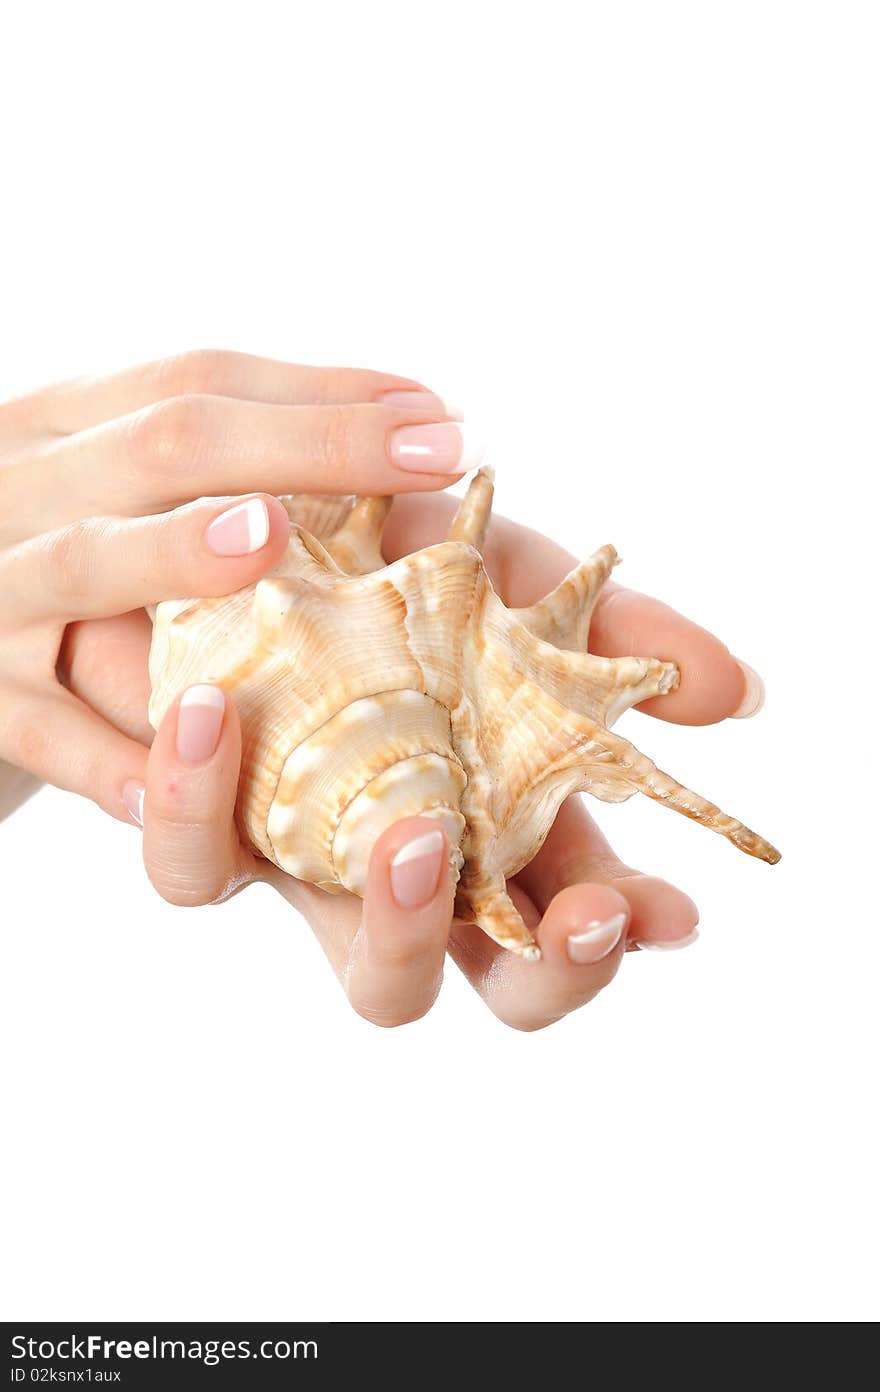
xmin=596 ymin=728 xmax=782 ymax=864
xmin=348 ymin=494 xmax=392 ymax=534
xmin=447 ymin=467 xmax=495 ymax=551
xmin=515 ymin=544 xmax=620 ymax=651
xmin=323 ymin=495 xmax=391 ymax=575
xmin=457 ymin=875 xmax=541 ymax=960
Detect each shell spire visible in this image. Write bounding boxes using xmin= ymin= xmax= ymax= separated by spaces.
xmin=149 ymin=466 xmax=780 ymax=965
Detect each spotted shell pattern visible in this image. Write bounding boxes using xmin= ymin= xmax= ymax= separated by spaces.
xmin=148 ymin=471 xmax=780 ymax=959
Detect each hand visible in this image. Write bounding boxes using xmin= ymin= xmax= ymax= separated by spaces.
xmin=64 ymin=489 xmax=764 ymax=1030
xmin=0 ymin=350 xmax=469 ymax=820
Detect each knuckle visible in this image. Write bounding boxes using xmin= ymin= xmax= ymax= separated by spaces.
xmin=315 ymin=404 xmax=357 ymax=482
xmin=158 ymin=348 xmax=232 ymax=397
xmin=127 ymin=396 xmax=213 ymax=482
xmin=41 ymin=521 xmax=106 ymax=610
xmin=5 ymin=707 xmax=48 ymax=771
xmin=310 ymin=366 xmax=355 ymax=405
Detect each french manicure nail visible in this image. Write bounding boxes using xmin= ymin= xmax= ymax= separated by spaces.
xmin=205 ymin=497 xmax=270 ymax=556
xmin=389 ymin=828 xmax=445 ymax=909
xmin=122 ymin=779 xmax=145 ymax=828
xmin=176 ymin=685 xmax=226 ymax=764
xmin=567 ymin=911 xmax=627 ymax=965
xmin=378 ymin=390 xmax=464 ymax=420
xmin=636 ymin=928 xmax=700 ymax=951
xmin=390 ymin=421 xmax=483 ymax=474
xmin=732 ymin=660 xmax=765 ymax=719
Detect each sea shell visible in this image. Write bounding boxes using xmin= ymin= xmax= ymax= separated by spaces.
xmin=148 ymin=471 xmax=780 ymax=959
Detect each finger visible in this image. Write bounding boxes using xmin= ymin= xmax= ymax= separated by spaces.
xmin=588 ymin=585 xmax=760 ymax=724
xmin=343 ymin=818 xmax=455 ymax=1027
xmin=0 ymin=680 xmax=148 ymax=822
xmin=0 ymin=494 xmax=290 ymax=626
xmin=13 ymin=397 xmax=477 ymax=535
xmin=142 ymin=683 xmax=256 ymax=906
xmin=517 ymin=796 xmax=700 ymax=951
xmin=59 ymin=611 xmax=154 ymax=743
xmin=448 ymin=880 xmax=630 ymax=1032
xmin=383 ymin=494 xmax=761 ymax=725
xmin=22 ymin=349 xmax=451 ymax=435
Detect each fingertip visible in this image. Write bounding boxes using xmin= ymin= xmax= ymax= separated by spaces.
xmin=263 ymin=492 xmax=293 ymax=545
xmin=360 ymin=816 xmax=454 ymax=972
xmin=592 ymin=588 xmax=749 ymax=726
xmin=730 ymin=659 xmax=766 ymax=719
xmin=348 ymin=817 xmax=454 ymax=1024
xmin=637 ymin=640 xmax=745 ymax=724
xmin=366 ymin=815 xmax=451 ymax=913
xmin=122 ymin=777 xmax=145 ymax=828
xmin=370 ymin=814 xmax=448 ymax=859
xmin=537 ymin=882 xmax=631 ymax=969
xmin=617 ymin=874 xmax=700 ymax=951
xmin=201 ymin=493 xmax=290 ymax=562
xmin=149 ymin=682 xmax=240 ymax=775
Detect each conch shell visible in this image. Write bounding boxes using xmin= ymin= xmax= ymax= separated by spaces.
xmin=149 ymin=470 xmax=780 ymax=959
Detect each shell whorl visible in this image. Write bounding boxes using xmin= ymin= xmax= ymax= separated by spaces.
xmin=265 ymin=690 xmax=466 ymax=893
xmin=148 ymin=470 xmax=780 ymax=960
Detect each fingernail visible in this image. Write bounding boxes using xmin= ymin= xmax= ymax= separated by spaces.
xmin=390 ymin=421 xmax=484 ymax=474
xmin=378 ymin=389 xmax=464 ymax=420
xmin=389 ymin=828 xmax=445 ymax=909
xmin=122 ymin=779 xmax=145 ymax=828
xmin=636 ymin=928 xmax=700 ymax=951
xmin=567 ymin=911 xmax=627 ymax=965
xmin=732 ymin=660 xmax=765 ymax=719
xmin=205 ymin=497 xmax=270 ymax=556
xmin=176 ymin=685 xmax=226 ymax=764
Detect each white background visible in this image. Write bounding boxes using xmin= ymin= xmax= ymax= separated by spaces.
xmin=1 ymin=1 xmax=877 ymax=1322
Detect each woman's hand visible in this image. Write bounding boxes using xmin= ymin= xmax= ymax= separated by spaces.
xmin=0 ymin=350 xmax=470 ymax=821
xmin=62 ymin=489 xmax=764 ymax=1030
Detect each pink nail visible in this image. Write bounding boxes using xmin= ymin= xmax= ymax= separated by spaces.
xmin=390 ymin=422 xmax=483 ymax=474
xmin=378 ymin=390 xmax=464 ymax=420
xmin=389 ymin=829 xmax=445 ymax=909
xmin=122 ymin=779 xmax=145 ymax=828
xmin=205 ymin=498 xmax=270 ymax=556
xmin=176 ymin=685 xmax=226 ymax=764
xmin=567 ymin=911 xmax=627 ymax=965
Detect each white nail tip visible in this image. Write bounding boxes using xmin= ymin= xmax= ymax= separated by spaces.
xmin=180 ymin=684 xmax=226 ymax=712
xmin=122 ymin=780 xmax=145 ymax=828
xmin=390 ymin=829 xmax=445 ymax=869
xmin=636 ymin=928 xmax=700 ymax=951
xmin=567 ymin=911 xmax=627 ymax=964
xmin=455 ymin=423 xmax=485 ymax=473
xmin=243 ymin=498 xmax=270 ymax=552
xmin=732 ymin=661 xmax=765 ymax=719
